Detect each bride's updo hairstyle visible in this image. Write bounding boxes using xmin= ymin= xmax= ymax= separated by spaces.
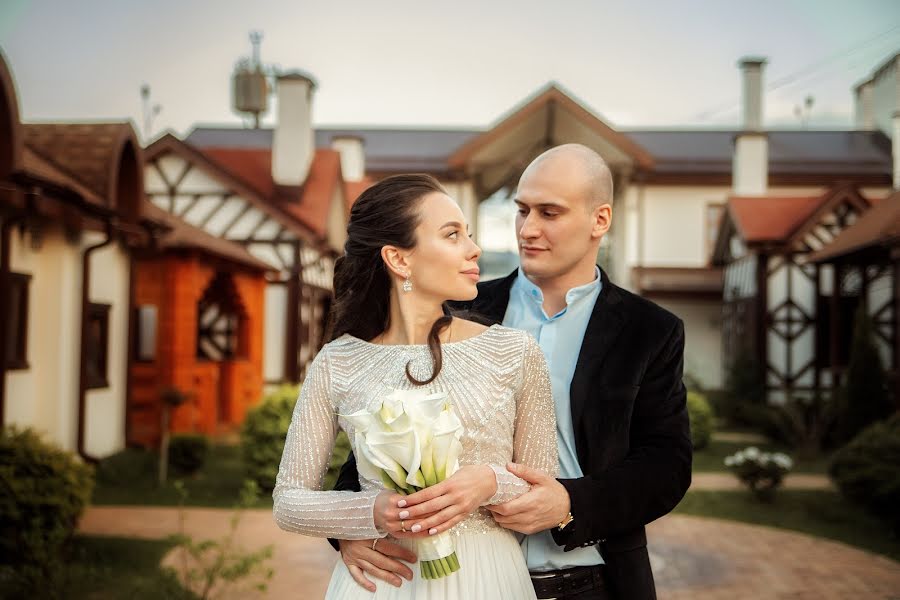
xmin=327 ymin=174 xmax=452 ymax=385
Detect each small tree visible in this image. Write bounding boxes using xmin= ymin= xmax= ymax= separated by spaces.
xmin=832 ymin=306 xmax=893 ymax=445
xmin=159 ymin=387 xmax=189 ymax=485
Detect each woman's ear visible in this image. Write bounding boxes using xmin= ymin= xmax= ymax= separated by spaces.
xmin=381 ymin=245 xmax=411 ymax=278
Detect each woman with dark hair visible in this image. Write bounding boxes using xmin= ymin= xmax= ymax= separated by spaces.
xmin=273 ymin=174 xmax=557 ymax=598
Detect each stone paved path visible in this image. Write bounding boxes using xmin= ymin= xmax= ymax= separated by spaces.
xmin=690 ymin=472 xmax=833 ymax=490
xmin=79 ymin=507 xmax=900 ymax=599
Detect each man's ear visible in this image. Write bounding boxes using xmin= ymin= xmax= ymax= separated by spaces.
xmin=592 ymin=203 xmax=612 ymax=239
xmin=381 ymin=245 xmax=411 ymax=278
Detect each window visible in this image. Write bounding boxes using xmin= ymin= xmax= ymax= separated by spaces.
xmin=3 ymin=272 xmax=30 ymax=369
xmin=135 ymin=305 xmax=158 ymax=362
xmin=85 ymin=303 xmax=111 ymax=389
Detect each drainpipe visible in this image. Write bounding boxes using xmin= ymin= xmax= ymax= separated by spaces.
xmin=77 ymin=219 xmax=115 ymax=463
xmin=0 ymin=210 xmax=29 ymax=427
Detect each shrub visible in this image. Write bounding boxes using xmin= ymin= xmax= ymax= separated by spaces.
xmin=0 ymin=426 xmax=95 ymax=595
xmin=721 ymin=349 xmax=768 ymax=427
xmin=687 ymin=391 xmax=714 ymax=450
xmin=831 ymin=307 xmax=894 ymax=445
xmin=830 ymin=413 xmax=900 ymax=534
xmin=241 ymin=385 xmax=299 ymax=492
xmin=168 ymin=434 xmax=210 ymax=475
xmin=724 ymin=446 xmax=793 ymax=501
xmin=241 ymin=383 xmax=354 ymax=493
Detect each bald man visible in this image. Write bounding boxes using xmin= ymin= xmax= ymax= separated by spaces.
xmin=330 ymin=145 xmax=692 ymax=600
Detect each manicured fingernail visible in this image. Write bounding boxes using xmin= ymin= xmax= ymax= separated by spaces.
xmin=429 ymin=528 xmax=437 ymax=535
xmin=411 ymin=524 xmax=422 ymax=532
xmin=399 ymin=510 xmax=409 ymax=519
xmin=397 ymin=500 xmax=407 ymax=507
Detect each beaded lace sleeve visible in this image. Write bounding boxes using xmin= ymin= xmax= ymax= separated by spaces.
xmin=272 ymin=347 xmax=384 ymax=539
xmin=485 ymin=334 xmax=559 ymax=505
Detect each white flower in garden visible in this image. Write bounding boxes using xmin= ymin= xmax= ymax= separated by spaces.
xmin=744 ymin=446 xmax=760 ymax=460
xmin=724 ymin=456 xmax=735 ymax=467
xmin=773 ymin=453 xmax=793 ymax=470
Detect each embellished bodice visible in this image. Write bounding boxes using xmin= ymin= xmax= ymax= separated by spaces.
xmin=273 ymin=325 xmax=558 ymax=540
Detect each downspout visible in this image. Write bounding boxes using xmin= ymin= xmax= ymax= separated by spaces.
xmin=0 ymin=210 xmax=30 ymax=427
xmin=77 ymin=219 xmax=115 ymax=463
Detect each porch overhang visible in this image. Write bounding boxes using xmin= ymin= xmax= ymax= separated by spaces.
xmin=447 ymin=83 xmax=654 ymax=199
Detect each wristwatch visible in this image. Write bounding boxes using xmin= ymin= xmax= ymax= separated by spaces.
xmin=557 ymin=512 xmax=574 ymax=531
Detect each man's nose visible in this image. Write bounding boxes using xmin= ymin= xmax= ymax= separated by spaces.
xmin=519 ymin=212 xmax=540 ymax=239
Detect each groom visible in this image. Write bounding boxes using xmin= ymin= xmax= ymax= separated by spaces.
xmin=330 ymin=144 xmax=692 ymax=599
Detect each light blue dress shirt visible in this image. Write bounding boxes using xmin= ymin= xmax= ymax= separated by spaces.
xmin=502 ymin=266 xmax=604 ymax=571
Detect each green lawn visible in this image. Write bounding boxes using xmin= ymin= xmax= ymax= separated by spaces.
xmin=693 ymin=437 xmax=832 ymax=474
xmin=0 ymin=535 xmax=196 ymax=599
xmin=93 ymin=444 xmax=273 ymax=508
xmin=675 ymin=489 xmax=900 ymax=562
xmin=93 ymin=437 xmax=349 ymax=508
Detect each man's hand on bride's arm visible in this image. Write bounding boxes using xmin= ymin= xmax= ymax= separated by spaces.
xmin=485 ymin=462 xmax=570 ymax=535
xmin=394 ymin=465 xmax=498 ymax=536
xmin=339 ymin=538 xmax=417 ymax=591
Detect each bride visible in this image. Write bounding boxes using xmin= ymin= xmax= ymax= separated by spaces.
xmin=273 ymin=174 xmax=558 ymax=598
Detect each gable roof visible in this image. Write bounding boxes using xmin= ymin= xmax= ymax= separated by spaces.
xmin=144 ymin=133 xmax=327 ymax=245
xmin=446 ymin=83 xmax=655 ymax=170
xmin=728 ymin=195 xmax=824 ymax=243
xmin=140 ymin=200 xmax=275 ymax=272
xmin=201 ymin=146 xmax=346 ymax=239
xmin=809 ymin=192 xmax=900 ymax=262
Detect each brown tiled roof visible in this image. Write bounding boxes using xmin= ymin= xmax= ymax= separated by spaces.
xmin=203 ymin=146 xmax=346 ymax=238
xmin=141 ymin=200 xmax=274 ymax=271
xmin=809 ymin=192 xmax=900 ymax=262
xmin=286 ymin=149 xmax=341 ymax=238
xmin=344 ymin=179 xmax=373 ymax=211
xmin=728 ymin=195 xmax=824 ymax=243
xmin=202 ymin=146 xmax=274 ymax=197
xmin=21 ymin=146 xmax=106 ymax=206
xmin=23 ymin=122 xmax=136 ymax=205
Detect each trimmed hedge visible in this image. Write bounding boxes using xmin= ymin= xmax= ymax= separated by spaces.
xmin=687 ymin=391 xmax=715 ymax=450
xmin=0 ymin=426 xmax=95 ymax=591
xmin=830 ymin=413 xmax=900 ymax=533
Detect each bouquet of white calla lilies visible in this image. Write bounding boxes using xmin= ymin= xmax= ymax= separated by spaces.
xmin=342 ymin=388 xmax=464 ymax=579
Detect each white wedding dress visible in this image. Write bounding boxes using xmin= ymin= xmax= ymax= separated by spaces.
xmin=273 ymin=324 xmax=558 ymax=599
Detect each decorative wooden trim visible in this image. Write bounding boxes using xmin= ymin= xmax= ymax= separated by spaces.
xmin=448 ymin=85 xmax=655 ymax=170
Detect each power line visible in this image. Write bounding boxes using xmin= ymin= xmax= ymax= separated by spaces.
xmin=690 ymin=25 xmax=900 ymax=121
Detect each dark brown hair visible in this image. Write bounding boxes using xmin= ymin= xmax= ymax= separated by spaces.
xmin=327 ymin=174 xmax=452 ymax=385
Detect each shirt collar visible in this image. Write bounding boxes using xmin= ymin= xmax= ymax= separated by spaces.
xmin=513 ymin=266 xmax=602 ymax=307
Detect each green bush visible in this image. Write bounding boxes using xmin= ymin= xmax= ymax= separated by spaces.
xmin=241 ymin=384 xmax=353 ymax=493
xmin=830 ymin=413 xmax=900 ymax=533
xmin=687 ymin=391 xmax=715 ymax=450
xmin=168 ymin=434 xmax=210 ymax=475
xmin=0 ymin=426 xmax=95 ymax=595
xmin=831 ymin=307 xmax=894 ymax=445
xmin=241 ymin=385 xmax=300 ymax=492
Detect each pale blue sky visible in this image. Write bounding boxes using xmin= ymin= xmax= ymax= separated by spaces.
xmin=2 ymin=0 xmax=898 ymax=140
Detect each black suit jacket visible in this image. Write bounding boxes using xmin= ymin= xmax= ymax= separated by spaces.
xmin=329 ymin=268 xmax=692 ymax=600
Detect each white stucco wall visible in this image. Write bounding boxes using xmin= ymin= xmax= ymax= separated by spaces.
xmin=5 ymin=226 xmax=82 ymax=453
xmin=83 ymin=233 xmax=130 ymax=458
xmin=264 ymin=284 xmax=288 ymax=383
xmin=654 ymin=298 xmax=723 ymax=390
